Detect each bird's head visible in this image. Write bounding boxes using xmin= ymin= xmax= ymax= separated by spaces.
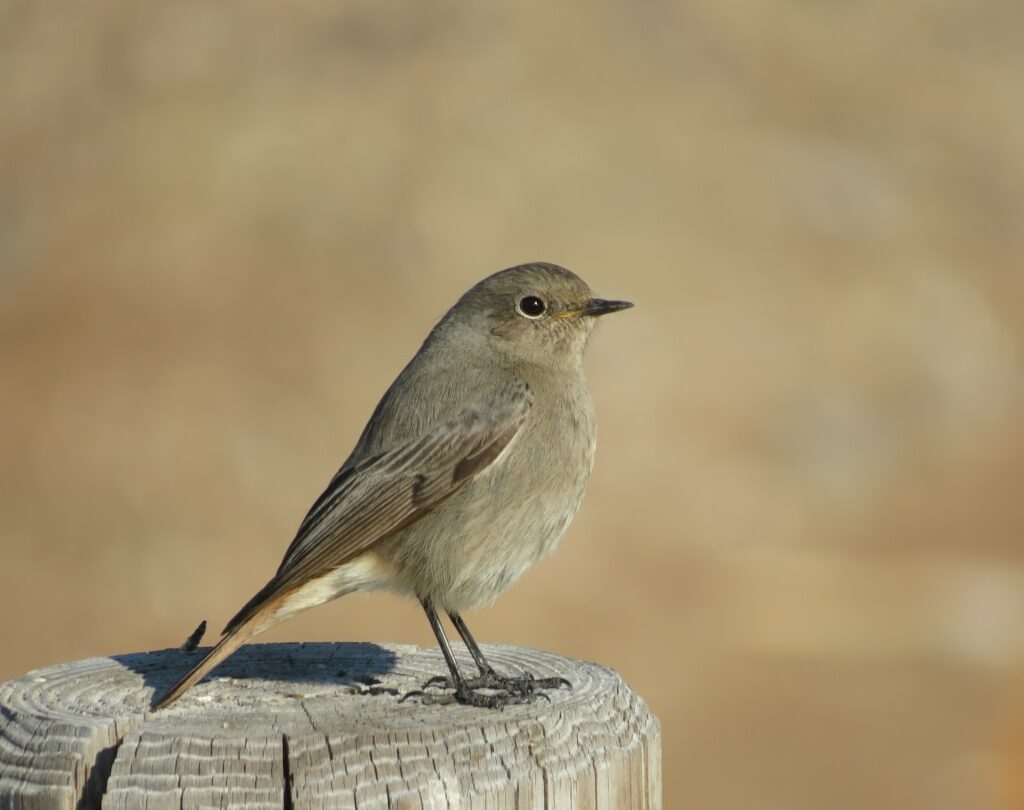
xmin=448 ymin=262 xmax=633 ymax=371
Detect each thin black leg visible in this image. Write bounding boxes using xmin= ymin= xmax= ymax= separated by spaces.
xmin=412 ymin=599 xmax=524 ymax=709
xmin=420 ymin=599 xmax=467 ymax=687
xmin=447 ymin=612 xmax=496 ymax=676
xmin=447 ymin=610 xmax=572 ymax=698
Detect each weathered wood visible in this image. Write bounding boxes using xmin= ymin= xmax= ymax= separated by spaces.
xmin=0 ymin=642 xmax=661 ymax=809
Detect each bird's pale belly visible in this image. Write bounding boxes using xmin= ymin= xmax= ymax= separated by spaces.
xmin=376 ymin=399 xmax=596 ymax=612
xmin=384 ymin=474 xmax=589 ymax=611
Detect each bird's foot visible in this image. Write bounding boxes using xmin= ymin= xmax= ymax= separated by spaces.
xmin=423 ymin=670 xmax=571 ymax=695
xmin=483 ymin=672 xmax=572 ymax=696
xmin=406 ymin=671 xmax=570 ymax=707
xmin=408 ymin=683 xmax=531 ymax=709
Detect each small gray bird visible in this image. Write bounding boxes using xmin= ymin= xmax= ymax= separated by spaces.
xmin=155 ymin=263 xmax=631 ymax=709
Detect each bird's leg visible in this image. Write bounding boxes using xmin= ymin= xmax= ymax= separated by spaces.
xmin=423 ymin=600 xmax=468 ymax=688
xmin=446 ymin=611 xmax=572 ymax=697
xmin=417 ymin=609 xmax=495 ymax=691
xmin=403 ymin=599 xmax=527 ymax=709
xmin=447 ymin=612 xmax=498 ymax=677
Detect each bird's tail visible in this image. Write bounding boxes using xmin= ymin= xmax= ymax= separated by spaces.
xmin=153 ymin=601 xmax=277 ymax=710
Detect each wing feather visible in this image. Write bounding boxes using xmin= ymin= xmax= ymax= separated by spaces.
xmin=223 ymin=381 xmax=532 ymax=633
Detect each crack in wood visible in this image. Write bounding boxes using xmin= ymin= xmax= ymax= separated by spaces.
xmin=282 ymin=735 xmax=294 ymax=810
xmin=80 ymin=730 xmax=123 ymax=809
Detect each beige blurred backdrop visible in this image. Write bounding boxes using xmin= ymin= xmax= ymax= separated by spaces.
xmin=2 ymin=1 xmax=1023 ymax=807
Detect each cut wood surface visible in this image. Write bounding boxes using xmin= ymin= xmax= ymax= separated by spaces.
xmin=0 ymin=642 xmax=661 ymax=809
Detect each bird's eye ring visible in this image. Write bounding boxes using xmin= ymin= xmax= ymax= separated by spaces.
xmin=516 ymin=295 xmax=546 ymax=318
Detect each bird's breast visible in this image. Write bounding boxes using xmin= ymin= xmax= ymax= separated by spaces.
xmin=379 ymin=379 xmax=597 ymax=612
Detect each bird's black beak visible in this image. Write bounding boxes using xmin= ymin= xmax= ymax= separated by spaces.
xmin=582 ymin=298 xmax=634 ymax=317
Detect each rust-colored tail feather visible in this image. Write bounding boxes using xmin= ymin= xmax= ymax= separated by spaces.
xmin=153 ymin=601 xmax=278 ymax=710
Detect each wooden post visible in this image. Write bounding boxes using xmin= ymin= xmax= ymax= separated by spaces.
xmin=0 ymin=642 xmax=661 ymax=809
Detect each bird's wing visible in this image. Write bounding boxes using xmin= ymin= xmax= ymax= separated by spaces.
xmin=223 ymin=381 xmax=532 ymax=633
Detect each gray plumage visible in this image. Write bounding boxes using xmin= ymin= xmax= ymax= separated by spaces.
xmin=155 ymin=262 xmax=631 ymax=709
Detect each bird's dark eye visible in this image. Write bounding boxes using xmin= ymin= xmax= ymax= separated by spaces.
xmin=516 ymin=295 xmax=546 ymax=318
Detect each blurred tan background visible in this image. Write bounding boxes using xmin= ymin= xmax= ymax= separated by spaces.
xmin=2 ymin=1 xmax=1023 ymax=807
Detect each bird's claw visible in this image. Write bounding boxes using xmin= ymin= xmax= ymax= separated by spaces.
xmin=486 ymin=673 xmax=572 ymax=695
xmin=400 ymin=671 xmax=570 ymax=708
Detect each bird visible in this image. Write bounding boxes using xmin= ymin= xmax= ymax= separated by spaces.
xmin=154 ymin=262 xmax=632 ymax=709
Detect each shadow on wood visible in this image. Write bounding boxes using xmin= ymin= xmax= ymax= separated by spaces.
xmin=0 ymin=642 xmax=661 ymax=809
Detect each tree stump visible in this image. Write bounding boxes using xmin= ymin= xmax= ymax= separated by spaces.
xmin=0 ymin=642 xmax=661 ymax=809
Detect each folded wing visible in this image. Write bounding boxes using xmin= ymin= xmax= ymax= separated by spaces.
xmin=223 ymin=381 xmax=533 ymax=633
